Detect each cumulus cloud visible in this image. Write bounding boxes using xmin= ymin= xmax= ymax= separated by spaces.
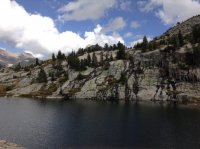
xmin=131 ymin=21 xmax=141 ymax=29
xmin=102 ymin=17 xmax=126 ymax=33
xmin=85 ymin=25 xmax=124 ymax=46
xmin=58 ymin=0 xmax=116 ymax=21
xmin=0 ymin=0 xmax=123 ymax=56
xmin=138 ymin=0 xmax=200 ymax=25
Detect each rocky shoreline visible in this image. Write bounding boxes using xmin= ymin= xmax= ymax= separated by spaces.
xmin=0 ymin=140 xmax=25 ymax=149
xmin=1 ymin=95 xmax=200 ymax=109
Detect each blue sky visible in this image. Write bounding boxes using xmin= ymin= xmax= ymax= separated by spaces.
xmin=17 ymin=0 xmax=167 ymax=43
xmin=0 ymin=0 xmax=200 ymax=58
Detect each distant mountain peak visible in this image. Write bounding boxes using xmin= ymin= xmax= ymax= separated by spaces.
xmin=18 ymin=52 xmax=35 ymax=59
xmin=0 ymin=48 xmax=36 ymax=66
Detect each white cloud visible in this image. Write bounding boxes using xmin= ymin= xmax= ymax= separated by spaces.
xmin=124 ymin=32 xmax=133 ymax=38
xmin=85 ymin=25 xmax=124 ymax=46
xmin=0 ymin=0 xmax=123 ymax=56
xmin=131 ymin=36 xmax=152 ymax=46
xmin=58 ymin=0 xmax=116 ymax=21
xmin=138 ymin=0 xmax=200 ymax=25
xmin=25 ymin=51 xmax=44 ymax=59
xmin=131 ymin=21 xmax=140 ymax=29
xmin=102 ymin=17 xmax=126 ymax=33
xmin=119 ymin=0 xmax=132 ymax=11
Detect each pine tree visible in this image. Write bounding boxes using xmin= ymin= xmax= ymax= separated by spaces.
xmin=57 ymin=51 xmax=62 ymax=59
xmin=35 ymin=58 xmax=39 ymax=66
xmin=67 ymin=51 xmax=80 ymax=71
xmin=192 ymin=24 xmax=200 ymax=43
xmin=87 ymin=53 xmax=91 ymax=66
xmin=113 ymin=44 xmax=117 ymax=50
xmin=14 ymin=63 xmax=21 ymax=71
xmin=116 ymin=42 xmax=126 ymax=60
xmin=37 ymin=68 xmax=47 ymax=83
xmin=104 ymin=43 xmax=109 ymax=51
xmin=80 ymin=59 xmax=87 ymax=71
xmin=119 ymin=72 xmax=126 ymax=84
xmin=142 ymin=36 xmax=148 ymax=52
xmin=92 ymin=52 xmax=98 ymax=67
xmin=52 ymin=53 xmax=56 ymax=61
xmin=178 ymin=30 xmax=184 ymax=47
xmin=175 ymin=36 xmax=180 ymax=49
xmin=62 ymin=53 xmax=66 ymax=60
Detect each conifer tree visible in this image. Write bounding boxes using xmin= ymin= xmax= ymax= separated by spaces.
xmin=14 ymin=63 xmax=21 ymax=71
xmin=92 ymin=52 xmax=98 ymax=67
xmin=142 ymin=36 xmax=148 ymax=52
xmin=57 ymin=51 xmax=62 ymax=59
xmin=35 ymin=58 xmax=39 ymax=66
xmin=52 ymin=53 xmax=56 ymax=61
xmin=192 ymin=24 xmax=200 ymax=43
xmin=87 ymin=53 xmax=91 ymax=66
xmin=104 ymin=43 xmax=109 ymax=51
xmin=178 ymin=30 xmax=184 ymax=47
xmin=116 ymin=42 xmax=126 ymax=60
xmin=37 ymin=68 xmax=47 ymax=83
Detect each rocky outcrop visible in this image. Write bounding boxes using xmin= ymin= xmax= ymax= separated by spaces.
xmin=0 ymin=140 xmax=25 ymax=149
xmin=163 ymin=15 xmax=200 ymax=37
xmin=0 ymin=37 xmax=200 ymax=105
xmin=7 ymin=84 xmax=44 ymax=97
xmin=0 ymin=47 xmax=199 ymax=104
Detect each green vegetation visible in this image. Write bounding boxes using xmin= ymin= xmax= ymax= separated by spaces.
xmin=192 ymin=24 xmax=200 ymax=43
xmin=119 ymin=72 xmax=126 ymax=85
xmin=116 ymin=42 xmax=126 ymax=59
xmin=35 ymin=58 xmax=39 ymax=66
xmin=57 ymin=50 xmax=66 ymax=60
xmin=185 ymin=44 xmax=200 ymax=67
xmin=14 ymin=63 xmax=21 ymax=72
xmin=37 ymin=68 xmax=47 ymax=83
xmin=52 ymin=53 xmax=56 ymax=61
xmin=76 ymin=73 xmax=87 ymax=81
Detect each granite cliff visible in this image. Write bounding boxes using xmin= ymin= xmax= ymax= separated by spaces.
xmin=0 ymin=15 xmax=200 ymax=104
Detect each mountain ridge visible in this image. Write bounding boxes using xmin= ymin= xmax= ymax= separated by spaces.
xmin=0 ymin=15 xmax=199 ymax=104
xmin=0 ymin=49 xmax=36 ymax=66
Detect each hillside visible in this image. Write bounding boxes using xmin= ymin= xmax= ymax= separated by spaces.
xmin=161 ymin=15 xmax=200 ymax=37
xmin=0 ymin=15 xmax=200 ymax=104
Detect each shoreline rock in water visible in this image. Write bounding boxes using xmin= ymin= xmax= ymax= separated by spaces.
xmin=0 ymin=140 xmax=25 ymax=149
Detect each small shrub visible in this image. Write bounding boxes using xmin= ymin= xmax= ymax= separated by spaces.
xmin=76 ymin=73 xmax=86 ymax=81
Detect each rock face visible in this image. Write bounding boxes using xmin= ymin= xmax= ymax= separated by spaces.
xmin=0 ymin=15 xmax=200 ymax=103
xmin=0 ymin=47 xmax=199 ymax=104
xmin=0 ymin=140 xmax=25 ymax=149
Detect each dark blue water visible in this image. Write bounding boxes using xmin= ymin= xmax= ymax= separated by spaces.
xmin=0 ymin=98 xmax=200 ymax=149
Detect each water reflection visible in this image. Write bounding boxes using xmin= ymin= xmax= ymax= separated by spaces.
xmin=0 ymin=98 xmax=199 ymax=149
